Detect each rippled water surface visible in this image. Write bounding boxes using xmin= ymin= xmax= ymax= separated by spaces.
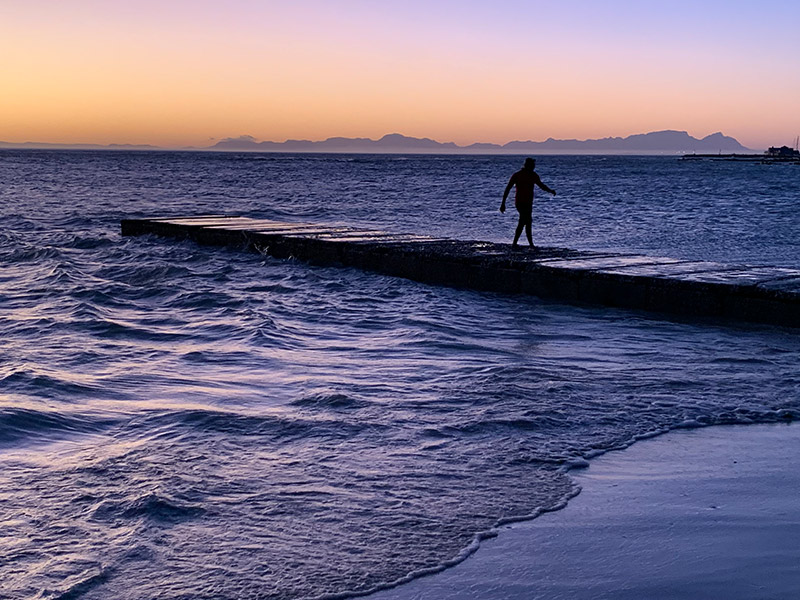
xmin=1 ymin=151 xmax=798 ymax=599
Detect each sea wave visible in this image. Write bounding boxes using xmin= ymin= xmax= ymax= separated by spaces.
xmin=0 ymin=407 xmax=119 ymax=447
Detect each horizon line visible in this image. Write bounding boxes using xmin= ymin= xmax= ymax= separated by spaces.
xmin=0 ymin=129 xmax=765 ymax=154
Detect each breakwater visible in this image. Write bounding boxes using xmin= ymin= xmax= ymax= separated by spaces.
xmin=121 ymin=216 xmax=800 ymax=328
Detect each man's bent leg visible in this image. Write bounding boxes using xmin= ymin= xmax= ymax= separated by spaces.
xmin=523 ymin=210 xmax=534 ymax=247
xmin=513 ymin=218 xmax=525 ymax=247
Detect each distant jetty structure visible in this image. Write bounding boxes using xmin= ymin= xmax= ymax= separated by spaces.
xmin=121 ymin=216 xmax=800 ymax=328
xmin=682 ymin=142 xmax=800 ymax=163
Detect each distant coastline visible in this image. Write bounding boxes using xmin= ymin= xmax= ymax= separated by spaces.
xmin=0 ymin=130 xmax=755 ymax=155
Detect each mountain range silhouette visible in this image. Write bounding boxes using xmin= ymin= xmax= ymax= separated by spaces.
xmin=210 ymin=130 xmax=751 ymax=153
xmin=0 ymin=130 xmax=753 ymax=153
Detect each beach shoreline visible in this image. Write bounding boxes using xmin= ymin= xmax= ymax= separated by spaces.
xmin=367 ymin=422 xmax=800 ymax=600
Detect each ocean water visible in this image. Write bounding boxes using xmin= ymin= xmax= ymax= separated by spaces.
xmin=1 ymin=150 xmax=798 ymax=600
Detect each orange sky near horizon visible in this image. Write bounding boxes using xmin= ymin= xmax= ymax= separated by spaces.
xmin=2 ymin=1 xmax=799 ymax=149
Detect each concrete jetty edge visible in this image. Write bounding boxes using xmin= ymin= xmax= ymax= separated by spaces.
xmin=120 ymin=216 xmax=800 ymax=328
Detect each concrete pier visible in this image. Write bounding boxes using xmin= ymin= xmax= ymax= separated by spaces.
xmin=121 ymin=216 xmax=800 ymax=328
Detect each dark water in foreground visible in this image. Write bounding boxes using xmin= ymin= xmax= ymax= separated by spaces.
xmin=1 ymin=151 xmax=798 ymax=599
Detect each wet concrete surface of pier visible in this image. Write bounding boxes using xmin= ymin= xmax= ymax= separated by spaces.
xmin=121 ymin=216 xmax=800 ymax=328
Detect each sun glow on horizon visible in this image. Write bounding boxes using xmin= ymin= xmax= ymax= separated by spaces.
xmin=2 ymin=1 xmax=799 ymax=150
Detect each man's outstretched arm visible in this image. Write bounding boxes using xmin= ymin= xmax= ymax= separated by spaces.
xmin=536 ymin=180 xmax=557 ymax=196
xmin=500 ymin=176 xmax=516 ymax=212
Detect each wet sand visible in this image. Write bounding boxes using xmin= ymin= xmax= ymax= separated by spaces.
xmin=368 ymin=423 xmax=800 ymax=600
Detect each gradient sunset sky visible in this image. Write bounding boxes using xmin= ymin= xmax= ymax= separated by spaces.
xmin=3 ymin=0 xmax=799 ymax=149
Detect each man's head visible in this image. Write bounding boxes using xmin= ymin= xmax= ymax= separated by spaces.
xmin=524 ymin=158 xmax=536 ymax=170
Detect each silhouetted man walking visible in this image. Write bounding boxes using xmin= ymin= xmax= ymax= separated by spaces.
xmin=500 ymin=158 xmax=556 ymax=249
